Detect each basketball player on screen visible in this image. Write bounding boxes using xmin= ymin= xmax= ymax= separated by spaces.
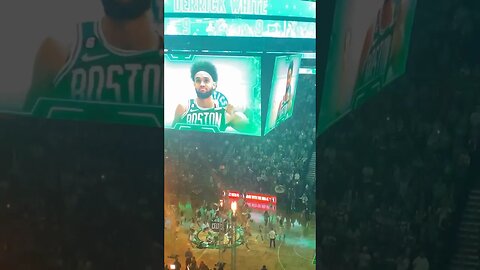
xmin=353 ymin=0 xmax=410 ymax=104
xmin=24 ymin=0 xmax=163 ymax=122
xmin=275 ymin=61 xmax=294 ymax=125
xmin=172 ymin=61 xmax=249 ymax=133
xmin=387 ymin=0 xmax=411 ymax=77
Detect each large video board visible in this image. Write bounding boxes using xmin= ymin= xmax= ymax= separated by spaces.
xmin=264 ymin=54 xmax=302 ymax=135
xmin=0 ymin=0 xmax=164 ymax=127
xmin=164 ymin=54 xmax=262 ymax=136
xmin=318 ymin=0 xmax=417 ymax=135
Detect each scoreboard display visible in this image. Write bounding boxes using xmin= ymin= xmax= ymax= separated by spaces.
xmin=0 ymin=0 xmax=318 ymax=132
xmin=164 ymin=0 xmax=316 ymax=39
xmin=165 ymin=0 xmax=316 ymax=18
xmin=0 ymin=0 xmax=163 ymax=126
xmin=165 ymin=18 xmax=315 ymax=38
xmin=164 ymin=53 xmax=262 ymax=136
xmin=165 ymin=52 xmax=311 ymax=136
xmin=264 ymin=54 xmax=302 ymax=135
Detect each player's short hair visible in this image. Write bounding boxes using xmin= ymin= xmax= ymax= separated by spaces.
xmin=288 ymin=61 xmax=294 ymax=73
xmin=191 ymin=61 xmax=218 ymax=82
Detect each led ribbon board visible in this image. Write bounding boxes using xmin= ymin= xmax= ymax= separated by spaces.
xmin=165 ymin=0 xmax=316 ymax=18
xmin=164 ymin=0 xmax=316 ymax=39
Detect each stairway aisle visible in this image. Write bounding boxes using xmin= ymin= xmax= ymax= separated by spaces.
xmin=306 ymin=151 xmax=316 ymax=185
xmin=450 ymin=189 xmax=480 ymax=270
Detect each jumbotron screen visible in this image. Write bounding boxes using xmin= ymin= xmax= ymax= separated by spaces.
xmin=164 ymin=54 xmax=262 ymax=136
xmin=318 ymin=0 xmax=417 ymax=135
xmin=264 ymin=54 xmax=302 ymax=135
xmin=164 ymin=0 xmax=316 ymax=38
xmin=0 ymin=0 xmax=164 ymax=127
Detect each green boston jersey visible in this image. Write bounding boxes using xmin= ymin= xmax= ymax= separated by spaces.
xmin=356 ymin=26 xmax=393 ymax=89
xmin=276 ymin=99 xmax=289 ymax=125
xmin=353 ymin=19 xmax=394 ymax=109
xmin=174 ymin=99 xmax=227 ymax=133
xmin=31 ymin=21 xmax=164 ymax=127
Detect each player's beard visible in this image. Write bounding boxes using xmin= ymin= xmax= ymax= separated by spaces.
xmin=102 ymin=0 xmax=152 ymax=21
xmin=196 ymin=89 xmax=214 ymax=99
